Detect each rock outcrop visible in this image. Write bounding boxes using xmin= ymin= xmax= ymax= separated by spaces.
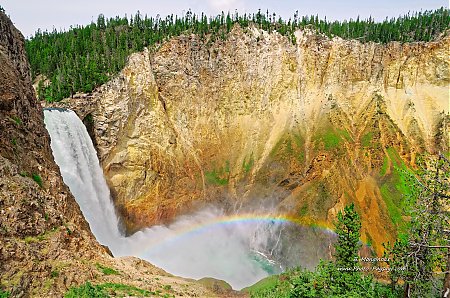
xmin=79 ymin=25 xmax=449 ymax=254
xmin=0 ymin=12 xmax=216 ymax=297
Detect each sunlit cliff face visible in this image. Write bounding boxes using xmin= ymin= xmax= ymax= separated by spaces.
xmin=67 ymin=26 xmax=449 ymax=255
xmin=45 ymin=108 xmax=339 ymax=290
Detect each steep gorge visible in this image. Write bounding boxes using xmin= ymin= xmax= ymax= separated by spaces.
xmin=54 ymin=26 xmax=449 ymax=256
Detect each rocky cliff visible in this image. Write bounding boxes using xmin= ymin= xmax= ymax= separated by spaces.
xmin=55 ymin=26 xmax=449 ymax=255
xmin=0 ymin=12 xmax=216 ymax=297
xmin=0 ymin=10 xmax=103 ymax=295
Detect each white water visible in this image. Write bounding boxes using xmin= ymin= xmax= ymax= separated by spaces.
xmin=43 ymin=109 xmax=290 ymax=290
xmin=43 ymin=109 xmax=122 ymax=244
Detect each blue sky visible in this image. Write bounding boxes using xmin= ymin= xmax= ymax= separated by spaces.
xmin=2 ymin=0 xmax=448 ymax=38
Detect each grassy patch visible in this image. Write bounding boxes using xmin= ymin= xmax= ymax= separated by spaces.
xmin=293 ymin=133 xmax=306 ymax=162
xmin=316 ymin=128 xmax=351 ymax=151
xmin=339 ymin=129 xmax=352 ymax=142
xmin=24 ymin=236 xmax=40 ymax=244
xmin=298 ymin=205 xmax=308 ymax=217
xmin=393 ymin=167 xmax=414 ymax=198
xmin=205 ymin=162 xmax=230 ymax=185
xmin=65 ymin=282 xmax=158 ymax=298
xmin=386 ymin=147 xmax=401 ymax=166
xmin=23 ymin=228 xmax=60 ymax=244
xmin=270 ymin=133 xmax=305 ymax=162
xmin=242 ymin=154 xmax=254 ymax=173
xmin=380 ymin=180 xmax=403 ymax=227
xmin=385 ymin=148 xmax=414 ymax=196
xmin=83 ymin=114 xmax=94 ymax=124
xmin=361 ymin=132 xmax=373 ymax=147
xmin=322 ymin=131 xmax=341 ymax=150
xmin=245 ymin=265 xmax=402 ymax=298
xmin=445 ymin=151 xmax=450 ymax=159
xmin=43 ymin=279 xmax=53 ymax=291
xmin=98 ymin=283 xmax=156 ymax=296
xmin=65 ymin=282 xmax=108 ymax=298
xmin=296 ymin=151 xmax=305 ymax=163
xmin=379 ymin=147 xmax=416 ymax=228
xmin=270 ymin=137 xmax=284 ymax=158
xmin=205 ymin=170 xmax=228 ymax=185
xmin=32 ymin=173 xmax=43 ymax=187
xmin=379 ymin=156 xmax=389 ymax=176
xmin=293 ymin=132 xmax=303 ymax=147
xmin=242 ymin=275 xmax=279 ymax=294
xmin=95 ymin=263 xmax=120 ymax=275
xmin=11 ymin=116 xmax=22 ymax=126
xmin=0 ymin=289 xmax=10 ymax=298
xmin=197 ymin=277 xmax=232 ymax=292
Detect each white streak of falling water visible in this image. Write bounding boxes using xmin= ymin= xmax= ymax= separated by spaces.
xmin=44 ymin=109 xmax=122 ymax=243
xmin=44 ymin=109 xmax=285 ymax=290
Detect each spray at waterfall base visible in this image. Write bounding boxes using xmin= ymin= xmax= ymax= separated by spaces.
xmin=44 ymin=108 xmax=337 ymax=290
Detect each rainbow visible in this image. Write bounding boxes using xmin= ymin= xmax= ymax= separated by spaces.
xmin=132 ymin=213 xmax=337 ymax=255
xmin=175 ymin=213 xmax=336 ymax=236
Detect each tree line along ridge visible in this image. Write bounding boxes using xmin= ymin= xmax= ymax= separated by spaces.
xmin=24 ymin=8 xmax=450 ymax=102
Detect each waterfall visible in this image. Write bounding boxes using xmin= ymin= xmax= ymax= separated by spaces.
xmin=44 ymin=108 xmax=333 ymax=290
xmin=44 ymin=109 xmax=122 ymax=244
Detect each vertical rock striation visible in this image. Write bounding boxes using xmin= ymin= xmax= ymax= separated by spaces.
xmin=84 ymin=26 xmax=449 ymax=254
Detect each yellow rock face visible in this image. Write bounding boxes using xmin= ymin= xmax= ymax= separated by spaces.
xmin=90 ymin=26 xmax=449 ymax=254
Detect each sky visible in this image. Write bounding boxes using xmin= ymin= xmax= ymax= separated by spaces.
xmin=2 ymin=0 xmax=448 ymax=38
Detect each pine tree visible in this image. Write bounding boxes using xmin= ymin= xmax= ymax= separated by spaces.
xmin=334 ymin=203 xmax=362 ymax=269
xmin=384 ymin=153 xmax=450 ymax=298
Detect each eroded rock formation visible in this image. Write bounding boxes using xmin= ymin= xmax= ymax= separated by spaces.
xmin=56 ymin=26 xmax=449 ymax=255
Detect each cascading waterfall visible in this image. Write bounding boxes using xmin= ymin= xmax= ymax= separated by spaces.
xmin=44 ymin=108 xmax=334 ymax=290
xmin=43 ymin=108 xmax=122 ymax=244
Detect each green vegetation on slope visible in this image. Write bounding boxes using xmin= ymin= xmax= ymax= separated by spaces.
xmin=250 ymin=193 xmax=448 ymax=297
xmin=382 ymin=154 xmax=449 ymax=298
xmin=25 ymin=8 xmax=449 ymax=102
xmin=31 ymin=173 xmax=43 ymax=187
xmin=379 ymin=147 xmax=415 ymax=230
xmin=205 ymin=161 xmax=230 ymax=185
xmin=242 ymin=275 xmax=279 ymax=294
xmin=270 ymin=132 xmax=305 ymax=163
xmin=64 ymin=282 xmax=109 ymax=298
xmin=65 ymin=282 xmax=173 ymax=298
xmin=197 ymin=277 xmax=232 ymax=292
xmin=315 ymin=128 xmax=351 ymax=151
xmin=248 ymin=205 xmax=402 ymax=297
xmin=95 ymin=263 xmax=121 ymax=275
xmin=380 ymin=155 xmax=389 ymax=176
xmin=0 ymin=289 xmax=10 ymax=298
xmin=242 ymin=154 xmax=255 ymax=173
xmin=361 ymin=132 xmax=373 ymax=147
xmin=248 ymin=266 xmax=401 ymax=298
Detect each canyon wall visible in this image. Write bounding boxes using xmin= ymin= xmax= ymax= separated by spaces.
xmin=0 ymin=12 xmax=215 ymax=297
xmin=0 ymin=10 xmax=108 ymax=296
xmin=74 ymin=26 xmax=449 ymax=254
